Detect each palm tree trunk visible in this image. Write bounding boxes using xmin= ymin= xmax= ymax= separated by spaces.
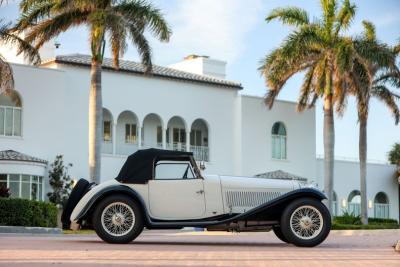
xmin=359 ymin=117 xmax=368 ymax=224
xmin=323 ymin=95 xmax=334 ymax=216
xmin=88 ymin=59 xmax=103 ymax=183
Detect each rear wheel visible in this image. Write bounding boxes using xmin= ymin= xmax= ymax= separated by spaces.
xmin=93 ymin=195 xmax=144 ymax=244
xmin=280 ymin=198 xmax=331 ymax=247
xmin=272 ymin=226 xmax=290 ymax=243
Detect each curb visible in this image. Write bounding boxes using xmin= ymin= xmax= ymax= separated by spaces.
xmin=332 ymin=229 xmax=400 ymax=236
xmin=0 ymin=226 xmax=62 ymax=234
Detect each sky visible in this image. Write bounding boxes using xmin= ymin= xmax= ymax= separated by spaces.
xmin=1 ymin=0 xmax=399 ymax=162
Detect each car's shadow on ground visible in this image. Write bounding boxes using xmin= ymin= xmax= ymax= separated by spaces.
xmin=74 ymin=239 xmax=293 ymax=248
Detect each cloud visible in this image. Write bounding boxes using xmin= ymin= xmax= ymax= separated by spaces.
xmin=152 ymin=0 xmax=262 ymax=64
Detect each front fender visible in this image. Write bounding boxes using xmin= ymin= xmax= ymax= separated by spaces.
xmin=70 ymin=180 xmax=147 ymax=223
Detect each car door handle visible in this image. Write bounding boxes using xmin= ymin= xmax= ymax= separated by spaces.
xmin=196 ymin=190 xmax=204 ymax=194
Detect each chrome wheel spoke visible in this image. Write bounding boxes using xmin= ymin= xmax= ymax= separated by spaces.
xmin=290 ymin=205 xmax=323 ymax=240
xmin=101 ymin=202 xmax=136 ymax=237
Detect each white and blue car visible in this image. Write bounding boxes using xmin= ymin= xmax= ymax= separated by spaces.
xmin=63 ymin=149 xmax=331 ymax=247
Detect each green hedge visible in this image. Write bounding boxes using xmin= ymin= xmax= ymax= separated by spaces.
xmin=332 ymin=223 xmax=399 ymax=230
xmin=0 ymin=198 xmax=58 ymax=227
xmin=334 ymin=215 xmax=398 ymax=225
xmin=332 ymin=215 xmax=399 ymax=230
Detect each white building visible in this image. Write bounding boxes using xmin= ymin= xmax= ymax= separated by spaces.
xmin=0 ymin=47 xmax=398 ymax=221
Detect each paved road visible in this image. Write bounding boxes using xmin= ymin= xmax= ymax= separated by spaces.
xmin=0 ymin=230 xmax=399 ymax=267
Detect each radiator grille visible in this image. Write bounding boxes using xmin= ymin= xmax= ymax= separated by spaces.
xmin=225 ymin=191 xmax=281 ymax=208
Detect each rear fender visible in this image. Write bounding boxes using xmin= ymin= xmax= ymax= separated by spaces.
xmin=71 ymin=182 xmax=149 ymax=225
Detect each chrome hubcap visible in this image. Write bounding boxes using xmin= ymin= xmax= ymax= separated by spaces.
xmin=101 ymin=202 xmax=135 ymax=237
xmin=290 ymin=205 xmax=323 ymax=240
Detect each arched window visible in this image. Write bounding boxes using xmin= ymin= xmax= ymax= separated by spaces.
xmin=271 ymin=122 xmax=286 ymax=159
xmin=102 ymin=108 xmax=113 ymax=154
xmin=332 ymin=191 xmax=338 ymax=216
xmin=374 ymin=192 xmax=389 ymax=219
xmin=347 ymin=190 xmax=361 ymax=216
xmin=0 ymin=90 xmax=22 ymax=137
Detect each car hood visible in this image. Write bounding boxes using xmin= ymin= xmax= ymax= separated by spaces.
xmin=214 ymin=175 xmax=301 ymax=213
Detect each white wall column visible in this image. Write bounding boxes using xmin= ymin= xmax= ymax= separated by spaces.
xmin=138 ymin=126 xmax=142 ymax=148
xmin=162 ymin=127 xmax=167 ymax=149
xmin=186 ymin=130 xmax=191 ymax=152
xmin=112 ymin=122 xmax=117 ymax=155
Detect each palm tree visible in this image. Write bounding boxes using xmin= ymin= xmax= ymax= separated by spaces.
xmin=0 ymin=20 xmax=40 ymax=93
xmin=259 ymin=0 xmax=366 ymax=214
xmin=16 ymin=0 xmax=171 ymax=183
xmin=353 ymin=21 xmax=400 ymax=224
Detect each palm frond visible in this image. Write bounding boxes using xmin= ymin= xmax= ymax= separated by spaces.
xmin=114 ymin=0 xmax=171 ymax=42
xmin=362 ymin=20 xmax=376 ymax=41
xmin=371 ymin=85 xmax=400 ymax=124
xmin=320 ymin=0 xmax=337 ymax=35
xmin=335 ymin=0 xmax=356 ymax=34
xmin=0 ymin=54 xmax=14 ymax=92
xmin=128 ymin=23 xmax=152 ymax=73
xmin=0 ymin=20 xmax=41 ymax=65
xmin=297 ymin=66 xmax=316 ymax=111
xmin=25 ymin=9 xmax=90 ymax=49
xmin=265 ymin=7 xmax=309 ymax=27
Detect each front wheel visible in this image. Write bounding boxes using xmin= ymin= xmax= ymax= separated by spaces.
xmin=93 ymin=195 xmax=144 ymax=244
xmin=280 ymin=198 xmax=331 ymax=247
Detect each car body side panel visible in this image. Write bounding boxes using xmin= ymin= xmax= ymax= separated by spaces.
xmin=147 ymin=179 xmax=206 ymax=219
xmin=202 ymin=175 xmax=225 ymax=217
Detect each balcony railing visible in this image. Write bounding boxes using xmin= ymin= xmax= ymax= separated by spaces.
xmin=190 ymin=145 xmax=209 ymax=162
xmin=142 ymin=142 xmax=163 ymax=149
xmin=374 ymin=203 xmax=389 ymax=219
xmin=167 ymin=142 xmax=187 ymax=152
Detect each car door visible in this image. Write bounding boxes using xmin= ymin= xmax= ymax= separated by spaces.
xmin=148 ymin=160 xmax=206 ymax=220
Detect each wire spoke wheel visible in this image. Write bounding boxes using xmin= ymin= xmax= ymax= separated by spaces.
xmin=290 ymin=205 xmax=323 ymax=240
xmin=101 ymin=202 xmax=135 ymax=237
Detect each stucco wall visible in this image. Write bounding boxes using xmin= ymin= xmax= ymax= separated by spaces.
xmin=240 ymin=95 xmax=317 ymax=179
xmin=316 ymin=159 xmax=399 ymax=220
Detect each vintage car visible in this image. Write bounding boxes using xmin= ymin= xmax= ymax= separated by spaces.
xmin=62 ymin=149 xmax=331 ymax=247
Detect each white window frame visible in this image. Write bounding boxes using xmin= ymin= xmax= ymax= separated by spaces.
xmin=103 ymin=120 xmax=112 ymax=143
xmin=125 ymin=123 xmax=137 ymax=144
xmin=154 ymin=161 xmax=196 ymax=180
xmin=1 ymin=174 xmax=44 ymax=201
xmin=271 ymin=122 xmax=287 ymax=160
xmin=0 ymin=105 xmax=23 ymax=137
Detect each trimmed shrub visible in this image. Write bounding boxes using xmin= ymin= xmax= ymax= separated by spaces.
xmin=0 ymin=198 xmax=58 ymax=227
xmin=332 ymin=223 xmax=399 ymax=230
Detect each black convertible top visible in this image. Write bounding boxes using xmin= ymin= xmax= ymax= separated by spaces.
xmin=115 ymin=148 xmax=194 ymax=184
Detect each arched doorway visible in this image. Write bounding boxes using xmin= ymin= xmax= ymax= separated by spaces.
xmin=374 ymin=192 xmax=389 ymax=218
xmin=190 ymin=119 xmax=209 ymax=161
xmin=166 ymin=116 xmax=187 ymax=151
xmin=347 ymin=190 xmax=361 ymax=216
xmin=142 ymin=113 xmax=163 ymax=149
xmin=116 ymin=111 xmax=139 ymax=155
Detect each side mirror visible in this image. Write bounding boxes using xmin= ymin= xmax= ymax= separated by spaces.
xmin=199 ymin=161 xmax=206 ymax=171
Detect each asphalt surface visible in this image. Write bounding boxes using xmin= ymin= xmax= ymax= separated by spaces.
xmin=0 ymin=230 xmax=399 ymax=267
